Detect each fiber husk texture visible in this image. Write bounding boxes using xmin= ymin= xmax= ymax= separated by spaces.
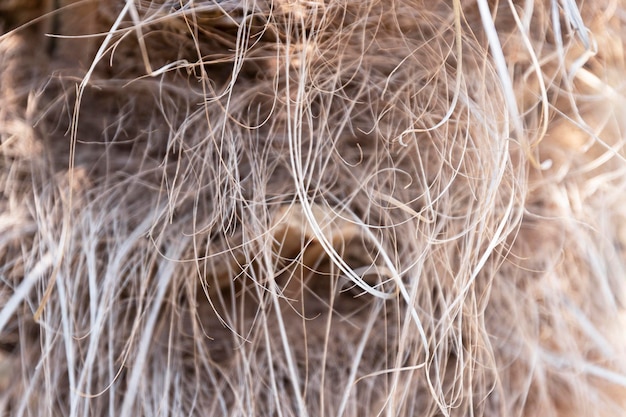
xmin=1 ymin=0 xmax=626 ymax=416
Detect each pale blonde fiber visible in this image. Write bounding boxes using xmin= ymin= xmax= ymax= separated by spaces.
xmin=1 ymin=1 xmax=626 ymax=416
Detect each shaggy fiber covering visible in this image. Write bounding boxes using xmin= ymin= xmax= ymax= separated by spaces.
xmin=1 ymin=0 xmax=626 ymax=415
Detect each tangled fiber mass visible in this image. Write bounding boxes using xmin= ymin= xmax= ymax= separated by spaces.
xmin=1 ymin=0 xmax=626 ymax=415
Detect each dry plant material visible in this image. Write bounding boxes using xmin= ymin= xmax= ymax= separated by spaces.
xmin=1 ymin=0 xmax=626 ymax=416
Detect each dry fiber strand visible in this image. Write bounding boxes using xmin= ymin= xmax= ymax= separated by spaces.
xmin=1 ymin=0 xmax=626 ymax=416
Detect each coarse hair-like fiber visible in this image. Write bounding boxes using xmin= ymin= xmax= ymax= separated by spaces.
xmin=1 ymin=0 xmax=626 ymax=416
